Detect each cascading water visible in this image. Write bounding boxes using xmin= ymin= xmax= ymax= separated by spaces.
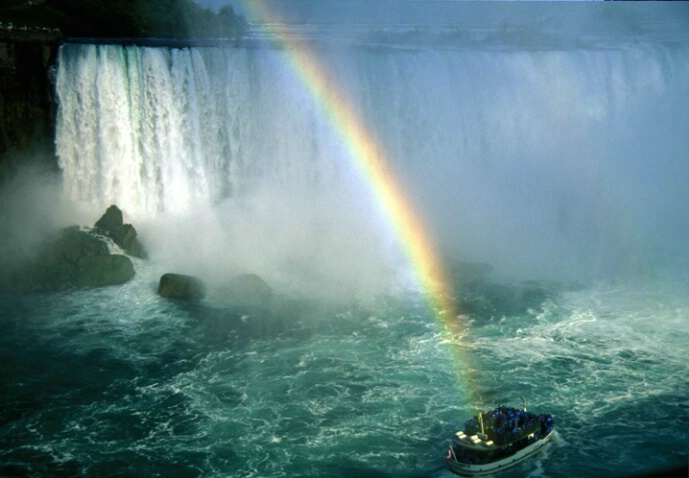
xmin=55 ymin=38 xmax=689 ymax=282
xmin=2 ymin=6 xmax=688 ymax=478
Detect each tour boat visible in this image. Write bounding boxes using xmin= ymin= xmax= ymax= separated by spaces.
xmin=446 ymin=399 xmax=554 ymax=476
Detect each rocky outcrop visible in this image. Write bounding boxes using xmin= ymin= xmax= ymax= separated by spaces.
xmin=12 ymin=225 xmax=134 ymax=292
xmin=158 ymin=273 xmax=207 ymax=300
xmin=4 ymin=204 xmax=146 ymax=292
xmin=73 ymin=254 xmax=134 ymax=287
xmin=222 ymin=273 xmax=272 ymax=307
xmin=94 ymin=205 xmax=146 ymax=258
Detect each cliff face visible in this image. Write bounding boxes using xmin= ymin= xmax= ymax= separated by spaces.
xmin=0 ymin=26 xmax=62 ymax=181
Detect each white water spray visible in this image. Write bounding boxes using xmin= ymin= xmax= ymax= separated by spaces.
xmin=55 ymin=38 xmax=689 ymax=284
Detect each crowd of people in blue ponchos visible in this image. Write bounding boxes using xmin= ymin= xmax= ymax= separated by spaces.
xmin=464 ymin=405 xmax=553 ymax=446
xmin=450 ymin=402 xmax=555 ymax=466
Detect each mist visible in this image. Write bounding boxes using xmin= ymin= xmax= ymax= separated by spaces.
xmin=139 ymin=176 xmax=406 ymax=300
xmin=49 ymin=3 xmax=689 ymax=295
xmin=393 ymin=45 xmax=689 ymax=280
xmin=0 ymin=163 xmax=84 ymax=280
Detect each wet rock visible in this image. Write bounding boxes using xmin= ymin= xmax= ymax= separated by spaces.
xmin=158 ymin=273 xmax=207 ymax=300
xmin=94 ymin=205 xmax=146 ymax=258
xmin=11 ymin=226 xmax=135 ymax=291
xmin=75 ymin=254 xmax=135 ymax=287
xmin=222 ymin=273 xmax=272 ymax=307
xmin=94 ymin=204 xmax=124 ymax=231
xmin=0 ymin=31 xmax=62 ymax=180
xmin=53 ymin=225 xmax=109 ymax=261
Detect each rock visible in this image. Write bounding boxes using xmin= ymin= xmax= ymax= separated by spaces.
xmin=158 ymin=273 xmax=206 ymax=300
xmin=0 ymin=32 xmax=61 ymax=180
xmin=3 ymin=205 xmax=147 ymax=292
xmin=11 ymin=226 xmax=135 ymax=291
xmin=223 ymin=273 xmax=272 ymax=307
xmin=94 ymin=204 xmax=123 ymax=231
xmin=75 ymin=254 xmax=135 ymax=287
xmin=53 ymin=225 xmax=110 ymax=262
xmin=94 ymin=205 xmax=146 ymax=258
xmin=115 ymin=223 xmax=146 ymax=258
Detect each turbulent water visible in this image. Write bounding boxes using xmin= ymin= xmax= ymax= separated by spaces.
xmin=2 ymin=4 xmax=689 ymax=477
xmin=2 ymin=262 xmax=688 ymax=477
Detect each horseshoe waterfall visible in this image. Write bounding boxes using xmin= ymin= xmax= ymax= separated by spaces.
xmin=1 ymin=4 xmax=688 ymax=478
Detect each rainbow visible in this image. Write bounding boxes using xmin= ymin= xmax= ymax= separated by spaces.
xmin=239 ymin=0 xmax=477 ymax=405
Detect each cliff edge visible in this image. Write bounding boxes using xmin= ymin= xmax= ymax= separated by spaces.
xmin=0 ymin=24 xmax=62 ymax=181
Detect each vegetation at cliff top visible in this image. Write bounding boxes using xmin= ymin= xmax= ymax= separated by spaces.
xmin=0 ymin=0 xmax=247 ymax=38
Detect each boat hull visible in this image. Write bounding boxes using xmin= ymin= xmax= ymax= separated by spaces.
xmin=448 ymin=428 xmax=554 ymax=476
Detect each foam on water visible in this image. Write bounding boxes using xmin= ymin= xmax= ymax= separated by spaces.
xmin=2 ymin=262 xmax=688 ymax=476
xmin=466 ymin=281 xmax=689 ymax=476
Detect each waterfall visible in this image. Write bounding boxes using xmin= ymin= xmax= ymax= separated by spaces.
xmin=55 ymin=40 xmax=689 ymax=280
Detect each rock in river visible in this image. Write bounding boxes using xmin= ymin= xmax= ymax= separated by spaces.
xmin=158 ymin=273 xmax=207 ymax=300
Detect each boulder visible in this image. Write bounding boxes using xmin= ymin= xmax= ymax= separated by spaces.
xmin=75 ymin=254 xmax=135 ymax=287
xmin=115 ymin=223 xmax=146 ymax=258
xmin=94 ymin=204 xmax=123 ymax=231
xmin=158 ymin=273 xmax=207 ymax=300
xmin=3 ymin=204 xmax=147 ymax=292
xmin=52 ymin=225 xmax=109 ymax=262
xmin=12 ymin=226 xmax=135 ymax=291
xmin=223 ymin=273 xmax=272 ymax=307
xmin=94 ymin=205 xmax=147 ymax=258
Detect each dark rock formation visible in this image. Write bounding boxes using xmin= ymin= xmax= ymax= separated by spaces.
xmin=93 ymin=204 xmax=124 ymax=231
xmin=223 ymin=273 xmax=272 ymax=307
xmin=75 ymin=254 xmax=135 ymax=287
xmin=12 ymin=226 xmax=134 ymax=292
xmin=94 ymin=205 xmax=146 ymax=258
xmin=158 ymin=273 xmax=207 ymax=300
xmin=0 ymin=27 xmax=62 ymax=181
xmin=2 ymin=204 xmax=148 ymax=292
